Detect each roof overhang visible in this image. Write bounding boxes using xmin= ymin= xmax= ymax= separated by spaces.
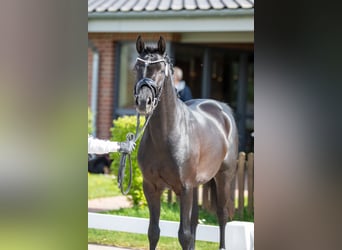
xmin=88 ymin=9 xmax=254 ymax=33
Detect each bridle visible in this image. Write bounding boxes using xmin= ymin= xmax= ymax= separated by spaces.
xmin=118 ymin=55 xmax=171 ymax=195
xmin=133 ymin=57 xmax=169 ymax=112
xmin=136 ymin=57 xmax=169 ymax=77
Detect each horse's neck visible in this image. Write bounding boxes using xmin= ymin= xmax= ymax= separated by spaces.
xmin=149 ymin=76 xmax=183 ymax=136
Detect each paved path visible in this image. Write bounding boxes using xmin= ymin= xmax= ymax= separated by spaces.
xmin=88 ymin=196 xmax=132 ymax=212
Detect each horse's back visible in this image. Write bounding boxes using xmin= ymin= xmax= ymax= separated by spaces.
xmin=185 ymin=99 xmax=236 ymax=131
xmin=186 ymin=99 xmax=238 ymax=162
xmin=185 ymin=99 xmax=232 ymax=114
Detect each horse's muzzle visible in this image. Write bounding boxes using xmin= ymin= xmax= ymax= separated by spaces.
xmin=135 ymin=92 xmax=154 ymax=115
xmin=134 ymin=78 xmax=157 ymax=115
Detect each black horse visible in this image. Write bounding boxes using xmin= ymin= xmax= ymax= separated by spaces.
xmin=134 ymin=36 xmax=238 ymax=250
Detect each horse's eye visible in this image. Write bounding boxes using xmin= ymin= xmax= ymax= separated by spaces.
xmin=135 ymin=63 xmax=144 ymax=70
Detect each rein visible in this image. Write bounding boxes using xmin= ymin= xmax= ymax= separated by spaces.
xmin=118 ymin=56 xmax=170 ymax=195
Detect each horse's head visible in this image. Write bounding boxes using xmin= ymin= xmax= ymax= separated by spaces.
xmin=134 ymin=35 xmax=169 ymax=115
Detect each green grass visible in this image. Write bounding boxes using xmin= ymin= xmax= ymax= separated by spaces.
xmin=88 ymin=173 xmax=121 ymax=199
xmin=104 ymin=202 xmax=219 ymax=225
xmin=88 ymin=228 xmax=219 ymax=250
xmin=105 ymin=201 xmax=253 ymax=223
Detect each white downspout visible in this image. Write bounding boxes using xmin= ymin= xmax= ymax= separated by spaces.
xmin=89 ymin=40 xmax=99 ymax=137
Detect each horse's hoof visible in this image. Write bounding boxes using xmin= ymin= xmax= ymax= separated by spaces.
xmin=219 ymin=248 xmax=225 ymax=250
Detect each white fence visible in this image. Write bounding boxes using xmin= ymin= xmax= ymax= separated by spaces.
xmin=88 ymin=212 xmax=254 ymax=250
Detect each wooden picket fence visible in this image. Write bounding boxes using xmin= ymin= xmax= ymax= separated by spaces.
xmin=236 ymin=152 xmax=254 ymax=217
xmin=167 ymin=152 xmax=254 ymax=218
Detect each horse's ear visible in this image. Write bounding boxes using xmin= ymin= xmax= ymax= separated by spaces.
xmin=136 ymin=35 xmax=145 ymax=54
xmin=158 ymin=36 xmax=166 ymax=54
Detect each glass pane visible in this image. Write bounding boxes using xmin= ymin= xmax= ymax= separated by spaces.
xmin=118 ymin=42 xmax=136 ymax=109
xmin=173 ymin=44 xmax=204 ymax=99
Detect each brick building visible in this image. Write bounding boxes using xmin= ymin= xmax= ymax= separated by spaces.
xmin=88 ymin=0 xmax=254 ymax=152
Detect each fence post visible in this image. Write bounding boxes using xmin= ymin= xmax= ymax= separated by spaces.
xmin=237 ymin=152 xmax=246 ymax=218
xmin=247 ymin=152 xmax=254 ymax=214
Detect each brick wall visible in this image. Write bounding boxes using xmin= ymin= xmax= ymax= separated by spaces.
xmin=88 ymin=47 xmax=93 ymax=106
xmin=88 ymin=33 xmax=180 ymax=139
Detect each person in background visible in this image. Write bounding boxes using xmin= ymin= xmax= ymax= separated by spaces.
xmin=173 ymin=66 xmax=193 ymax=102
xmin=88 ymin=136 xmax=135 ymax=154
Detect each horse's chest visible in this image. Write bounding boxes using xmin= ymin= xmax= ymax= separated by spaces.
xmin=138 ymin=144 xmax=185 ymax=182
xmin=139 ymin=149 xmax=182 ymax=172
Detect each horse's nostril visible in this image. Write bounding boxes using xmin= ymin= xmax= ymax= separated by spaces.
xmin=147 ymin=97 xmax=152 ymax=105
xmin=135 ymin=96 xmax=139 ymax=106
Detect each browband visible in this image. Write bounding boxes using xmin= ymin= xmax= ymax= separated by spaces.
xmin=136 ymin=57 xmax=169 ymax=77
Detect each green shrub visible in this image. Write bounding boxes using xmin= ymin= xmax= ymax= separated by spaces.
xmin=88 ymin=108 xmax=93 ymax=134
xmin=110 ymin=115 xmax=146 ymax=206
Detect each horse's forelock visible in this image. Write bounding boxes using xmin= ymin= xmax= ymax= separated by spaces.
xmin=142 ymin=45 xmax=165 ymax=56
xmin=137 ymin=46 xmax=173 ymax=76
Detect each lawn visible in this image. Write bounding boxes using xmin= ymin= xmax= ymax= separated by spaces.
xmin=104 ymin=201 xmax=220 ymax=225
xmin=88 ymin=173 xmax=121 ymax=199
xmin=88 ymin=228 xmax=219 ymax=250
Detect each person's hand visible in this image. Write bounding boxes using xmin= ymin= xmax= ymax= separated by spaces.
xmin=118 ymin=141 xmax=136 ymax=154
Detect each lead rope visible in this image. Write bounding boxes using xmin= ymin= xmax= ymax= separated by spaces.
xmin=117 ymin=113 xmax=152 ymax=195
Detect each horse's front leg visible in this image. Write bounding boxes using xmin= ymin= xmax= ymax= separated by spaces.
xmin=178 ymin=186 xmax=194 ymax=250
xmin=143 ymin=180 xmax=162 ymax=250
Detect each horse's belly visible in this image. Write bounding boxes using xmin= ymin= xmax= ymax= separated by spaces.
xmin=194 ymin=156 xmax=224 ymax=184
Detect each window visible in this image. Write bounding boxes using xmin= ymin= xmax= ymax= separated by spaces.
xmin=115 ymin=42 xmax=137 ymax=116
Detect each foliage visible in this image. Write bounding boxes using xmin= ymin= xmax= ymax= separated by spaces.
xmin=110 ymin=115 xmax=146 ymax=206
xmin=88 ymin=107 xmax=93 ymax=134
